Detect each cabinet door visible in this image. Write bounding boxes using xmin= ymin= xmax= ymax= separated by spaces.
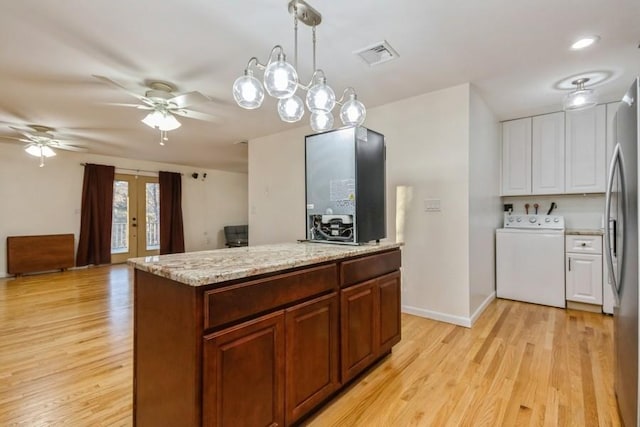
xmin=532 ymin=112 xmax=565 ymax=194
xmin=341 ymin=279 xmax=378 ymax=382
xmin=377 ymin=272 xmax=401 ymax=354
xmin=501 ymin=117 xmax=532 ymax=195
xmin=566 ymin=253 xmax=603 ymax=304
xmin=203 ymin=311 xmax=285 ymax=427
xmin=565 ymin=105 xmax=606 ymax=193
xmin=285 ymin=293 xmax=339 ymax=425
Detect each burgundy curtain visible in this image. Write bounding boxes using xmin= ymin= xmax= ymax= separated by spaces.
xmin=159 ymin=171 xmax=185 ymax=254
xmin=76 ymin=164 xmax=115 ymax=266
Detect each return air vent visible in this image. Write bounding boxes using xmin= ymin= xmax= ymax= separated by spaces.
xmin=354 ymin=41 xmax=399 ymax=66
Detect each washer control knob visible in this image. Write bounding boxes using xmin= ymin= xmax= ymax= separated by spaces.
xmin=545 ymin=218 xmax=551 ymax=223
xmin=508 ymin=217 xmax=514 ymax=222
xmin=554 ymin=218 xmax=560 ymax=223
xmin=516 ymin=217 xmax=522 ymax=222
xmin=529 ymin=217 xmax=537 ymax=223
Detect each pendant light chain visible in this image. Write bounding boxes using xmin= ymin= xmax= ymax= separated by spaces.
xmin=293 ymin=6 xmax=298 ymax=70
xmin=312 ymin=25 xmax=317 ymax=72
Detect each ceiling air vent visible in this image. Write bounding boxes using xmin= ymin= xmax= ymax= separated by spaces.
xmin=354 ymin=41 xmax=399 ymax=66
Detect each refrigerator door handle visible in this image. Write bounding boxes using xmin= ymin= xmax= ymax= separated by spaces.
xmin=604 ymin=143 xmax=627 ymax=306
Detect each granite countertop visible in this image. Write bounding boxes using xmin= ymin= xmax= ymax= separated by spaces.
xmin=128 ymin=241 xmax=402 ymax=286
xmin=565 ymin=228 xmax=604 ymax=236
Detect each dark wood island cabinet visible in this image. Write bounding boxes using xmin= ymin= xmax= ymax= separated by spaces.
xmin=129 ymin=242 xmax=401 ymax=427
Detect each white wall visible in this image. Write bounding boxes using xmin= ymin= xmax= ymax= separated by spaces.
xmin=371 ymin=85 xmax=472 ymax=323
xmin=468 ymin=85 xmax=502 ymax=320
xmin=502 ymin=194 xmax=605 ymax=229
xmin=248 ymin=126 xmax=308 ymax=245
xmin=248 ymin=83 xmax=489 ymax=325
xmin=0 ymin=143 xmax=248 ymax=277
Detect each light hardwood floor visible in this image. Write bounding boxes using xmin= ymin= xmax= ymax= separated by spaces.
xmin=0 ymin=266 xmax=621 ymax=426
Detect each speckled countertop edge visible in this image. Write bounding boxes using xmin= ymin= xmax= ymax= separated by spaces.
xmin=565 ymin=228 xmax=604 ymax=236
xmin=128 ymin=241 xmax=402 ymax=287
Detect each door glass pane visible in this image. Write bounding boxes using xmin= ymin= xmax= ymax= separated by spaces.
xmin=111 ymin=180 xmax=129 ymax=254
xmin=145 ymin=182 xmax=160 ymax=250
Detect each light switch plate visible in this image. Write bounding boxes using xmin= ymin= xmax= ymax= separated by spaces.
xmin=424 ymin=199 xmax=441 ymax=212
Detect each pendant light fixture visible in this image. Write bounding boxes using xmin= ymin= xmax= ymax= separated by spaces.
xmin=563 ymin=78 xmax=598 ymax=111
xmin=232 ymin=0 xmax=366 ymax=132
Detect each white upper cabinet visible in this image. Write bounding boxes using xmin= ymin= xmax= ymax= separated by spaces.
xmin=532 ymin=112 xmax=565 ymax=194
xmin=565 ymin=104 xmax=606 ymax=193
xmin=501 ymin=117 xmax=531 ymax=195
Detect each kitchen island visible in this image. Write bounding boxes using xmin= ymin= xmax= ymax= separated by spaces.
xmin=129 ymin=242 xmax=402 ymax=427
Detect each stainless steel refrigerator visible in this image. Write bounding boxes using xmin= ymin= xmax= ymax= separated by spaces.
xmin=605 ymin=77 xmax=640 ymax=426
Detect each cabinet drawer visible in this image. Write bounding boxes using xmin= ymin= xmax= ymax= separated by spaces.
xmin=565 ymin=235 xmax=602 ymax=254
xmin=340 ymin=249 xmax=401 ymax=287
xmin=204 ymin=264 xmax=337 ymax=330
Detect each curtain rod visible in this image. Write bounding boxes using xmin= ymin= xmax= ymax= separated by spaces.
xmin=80 ymin=163 xmax=183 ymax=176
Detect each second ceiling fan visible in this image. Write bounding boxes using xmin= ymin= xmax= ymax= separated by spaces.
xmin=94 ymin=75 xmax=218 ymax=134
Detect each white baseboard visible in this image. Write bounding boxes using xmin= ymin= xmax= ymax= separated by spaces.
xmin=402 ymin=292 xmax=496 ymax=329
xmin=469 ymin=291 xmax=496 ymax=326
xmin=402 ymin=305 xmax=473 ymax=328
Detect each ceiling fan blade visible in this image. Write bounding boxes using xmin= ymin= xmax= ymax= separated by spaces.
xmin=105 ymin=102 xmax=153 ymax=110
xmin=169 ymin=91 xmax=211 ymax=108
xmin=0 ymin=135 xmax=24 ymax=142
xmin=171 ymin=109 xmax=220 ymax=122
xmin=8 ymin=126 xmax=35 ymax=139
xmin=49 ymin=141 xmax=88 ymax=152
xmin=93 ymin=75 xmax=147 ymax=101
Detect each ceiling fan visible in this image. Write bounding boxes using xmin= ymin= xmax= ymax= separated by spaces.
xmin=0 ymin=125 xmax=88 ymax=167
xmin=93 ymin=75 xmax=219 ymax=133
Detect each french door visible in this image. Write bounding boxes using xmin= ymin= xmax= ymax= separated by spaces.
xmin=111 ymin=174 xmax=160 ymax=263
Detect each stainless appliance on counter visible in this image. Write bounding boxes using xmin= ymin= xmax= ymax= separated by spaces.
xmin=605 ymin=77 xmax=639 ymax=427
xmin=305 ymin=126 xmax=386 ymax=244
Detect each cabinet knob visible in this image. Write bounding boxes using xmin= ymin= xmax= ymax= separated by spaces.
xmin=581 ymin=243 xmax=586 ymax=247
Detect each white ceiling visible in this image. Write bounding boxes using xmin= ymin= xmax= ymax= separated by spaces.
xmin=1 ymin=0 xmax=638 ymax=173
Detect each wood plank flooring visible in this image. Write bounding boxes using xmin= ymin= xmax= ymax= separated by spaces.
xmin=0 ymin=265 xmax=132 ymax=426
xmin=0 ymin=266 xmax=621 ymax=426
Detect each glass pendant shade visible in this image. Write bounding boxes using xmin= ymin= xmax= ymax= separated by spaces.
xmin=310 ymin=111 xmax=334 ymax=132
xmin=263 ymin=55 xmax=298 ymax=99
xmin=306 ymin=78 xmax=336 ymax=112
xmin=563 ymin=89 xmax=597 ymax=111
xmin=340 ymin=95 xmax=366 ymax=126
xmin=25 ymin=145 xmax=56 ymax=157
xmin=277 ymin=94 xmax=305 ymax=123
xmin=563 ymin=78 xmax=597 ymax=111
xmin=233 ymin=71 xmax=264 ymax=109
xmin=142 ymin=111 xmax=181 ymax=131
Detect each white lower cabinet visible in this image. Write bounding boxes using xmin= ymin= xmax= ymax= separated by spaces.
xmin=565 ymin=235 xmax=603 ymax=306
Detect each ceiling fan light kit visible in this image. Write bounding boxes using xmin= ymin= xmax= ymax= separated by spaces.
xmin=232 ymin=0 xmax=367 ymax=132
xmin=563 ymin=77 xmax=598 ymax=111
xmin=141 ymin=110 xmax=182 ymax=131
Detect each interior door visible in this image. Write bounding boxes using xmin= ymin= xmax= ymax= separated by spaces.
xmin=111 ymin=174 xmax=160 ymax=263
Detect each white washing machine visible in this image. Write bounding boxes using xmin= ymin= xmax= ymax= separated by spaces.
xmin=496 ymin=214 xmax=566 ymax=308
